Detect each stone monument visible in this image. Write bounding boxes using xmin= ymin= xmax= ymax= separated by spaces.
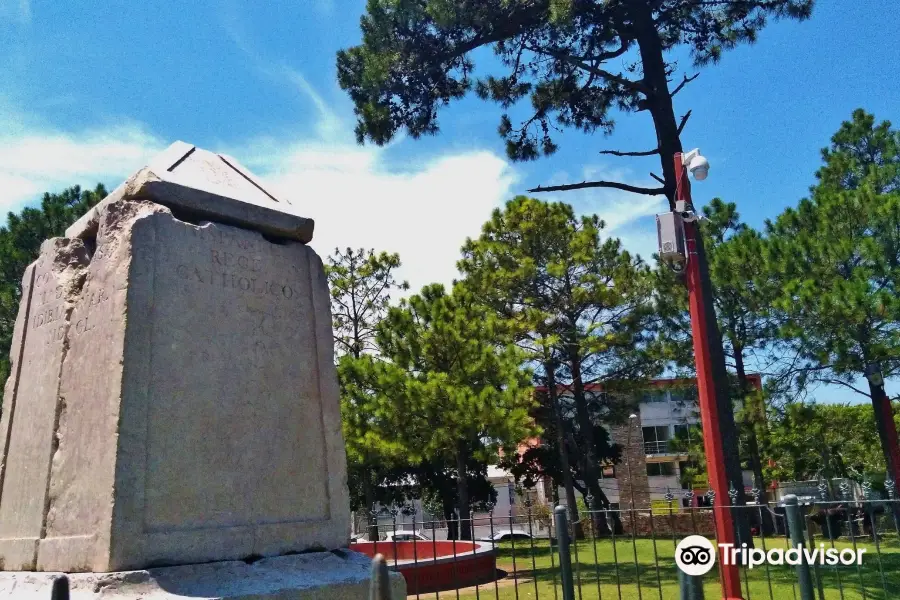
xmin=0 ymin=142 xmax=405 ymax=598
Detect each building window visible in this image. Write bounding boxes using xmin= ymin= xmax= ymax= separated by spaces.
xmin=678 ymin=461 xmax=699 ymax=489
xmin=642 ymin=425 xmax=670 ymax=454
xmin=641 ymin=390 xmax=667 ymax=403
xmin=673 ymin=424 xmax=696 ymax=444
xmin=647 ymin=462 xmax=676 ymax=477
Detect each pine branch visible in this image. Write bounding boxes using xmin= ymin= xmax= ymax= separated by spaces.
xmin=670 ymin=73 xmax=699 ymax=98
xmin=824 ymin=379 xmax=871 ymax=398
xmin=599 ymin=148 xmax=660 ymax=157
xmin=593 ymin=40 xmax=630 ymax=62
xmin=527 ymin=46 xmax=650 ymax=94
xmin=528 ymin=180 xmax=666 ymax=195
xmin=677 ymin=110 xmax=693 ymax=136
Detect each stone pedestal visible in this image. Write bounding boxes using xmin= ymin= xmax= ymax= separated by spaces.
xmin=0 ymin=550 xmax=406 ymax=599
xmin=0 ymin=143 xmax=403 ymax=597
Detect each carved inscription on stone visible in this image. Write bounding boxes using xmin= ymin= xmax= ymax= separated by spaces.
xmin=142 ymin=220 xmax=328 ymax=533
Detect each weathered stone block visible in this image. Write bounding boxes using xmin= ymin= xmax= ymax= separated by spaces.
xmin=0 ymin=550 xmax=407 ymax=599
xmin=0 ymin=144 xmax=350 ymax=573
xmin=65 ymin=142 xmax=314 ymax=243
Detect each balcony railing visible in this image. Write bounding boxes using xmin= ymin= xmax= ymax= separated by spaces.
xmin=643 ymin=440 xmax=670 ymax=454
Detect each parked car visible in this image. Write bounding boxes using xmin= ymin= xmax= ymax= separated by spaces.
xmin=477 ymin=529 xmax=533 ymax=542
xmin=383 ymin=531 xmax=431 ymax=542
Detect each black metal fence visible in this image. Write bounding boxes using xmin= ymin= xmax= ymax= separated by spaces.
xmin=355 ymin=486 xmax=900 ymax=599
xmin=44 ymin=484 xmax=900 ymax=599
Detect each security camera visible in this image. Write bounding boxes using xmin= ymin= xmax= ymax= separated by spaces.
xmin=683 ymin=148 xmax=709 ymax=181
xmin=690 ymin=156 xmax=709 ymax=181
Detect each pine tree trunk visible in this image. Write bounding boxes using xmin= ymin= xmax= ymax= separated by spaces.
xmin=566 ymin=350 xmax=612 ymax=536
xmin=546 ymin=362 xmax=584 ymax=539
xmin=456 ymin=440 xmax=472 ymax=540
xmin=630 ymin=2 xmax=683 ymax=207
xmin=734 ymin=348 xmax=774 ymax=536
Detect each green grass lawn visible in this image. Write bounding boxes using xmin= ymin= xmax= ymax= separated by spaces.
xmin=414 ymin=535 xmax=900 ymax=599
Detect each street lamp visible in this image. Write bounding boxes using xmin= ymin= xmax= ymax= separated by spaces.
xmin=625 ymin=414 xmax=639 ymax=515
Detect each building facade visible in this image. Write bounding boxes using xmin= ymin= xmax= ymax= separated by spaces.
xmin=490 ymin=375 xmax=761 ymax=512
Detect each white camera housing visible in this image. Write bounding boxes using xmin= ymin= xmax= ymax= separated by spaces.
xmin=683 ymin=148 xmax=710 ymax=181
xmin=656 ymin=212 xmax=686 ymax=264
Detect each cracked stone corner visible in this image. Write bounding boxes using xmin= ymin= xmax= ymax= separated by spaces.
xmin=64 ymin=168 xmax=166 ymax=242
xmin=94 ymin=197 xmax=173 ymax=245
xmin=40 ymin=240 xmax=90 ymax=540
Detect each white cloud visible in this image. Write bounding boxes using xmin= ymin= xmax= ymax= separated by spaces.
xmin=0 ymin=116 xmax=165 ymax=212
xmin=212 ymin=19 xmax=517 ymax=291
xmin=0 ymin=87 xmax=515 ymax=293
xmin=256 ymin=143 xmax=516 ymax=292
xmin=313 ymin=0 xmax=334 ymax=16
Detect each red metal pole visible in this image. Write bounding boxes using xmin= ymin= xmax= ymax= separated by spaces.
xmin=676 ymin=152 xmax=743 ymax=600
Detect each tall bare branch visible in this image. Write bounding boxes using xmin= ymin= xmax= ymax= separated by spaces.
xmin=528 ymin=180 xmax=665 ymax=195
xmin=677 ymin=110 xmax=693 ymax=135
xmin=599 ymin=148 xmax=660 ymax=157
xmin=670 ymin=73 xmax=699 ymax=97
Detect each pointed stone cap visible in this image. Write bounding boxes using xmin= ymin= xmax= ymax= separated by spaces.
xmin=66 ymin=141 xmax=314 ymax=243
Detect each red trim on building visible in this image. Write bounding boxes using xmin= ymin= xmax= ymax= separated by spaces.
xmin=534 ymin=374 xmax=762 ymax=394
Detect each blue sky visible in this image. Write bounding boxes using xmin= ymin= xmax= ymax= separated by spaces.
xmin=1 ymin=0 xmax=898 ymax=402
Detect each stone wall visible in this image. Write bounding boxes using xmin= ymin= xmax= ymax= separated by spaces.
xmin=618 ymin=511 xmax=716 ymax=536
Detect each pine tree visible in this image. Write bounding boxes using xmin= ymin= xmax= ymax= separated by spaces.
xmin=338 ymin=0 xmax=812 ymax=202
xmin=767 ymin=110 xmax=900 ymax=492
xmin=376 ymin=283 xmax=537 ymax=539
xmin=459 ymin=196 xmax=660 ymax=535
xmin=326 ymin=248 xmax=408 ymax=539
xmin=655 ymin=199 xmax=785 ymax=532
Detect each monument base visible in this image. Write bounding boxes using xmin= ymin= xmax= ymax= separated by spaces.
xmin=0 ymin=551 xmax=406 ymax=599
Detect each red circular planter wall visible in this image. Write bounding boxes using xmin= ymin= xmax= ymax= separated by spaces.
xmin=350 ymin=540 xmax=498 ymax=594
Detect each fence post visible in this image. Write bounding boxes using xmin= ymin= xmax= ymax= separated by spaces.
xmin=679 ymin=569 xmax=705 ymax=600
xmin=555 ymin=505 xmax=577 ymax=600
xmin=784 ymin=494 xmax=815 ymax=600
xmin=50 ymin=576 xmax=69 ymax=600
xmin=369 ymin=553 xmax=391 ymax=600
